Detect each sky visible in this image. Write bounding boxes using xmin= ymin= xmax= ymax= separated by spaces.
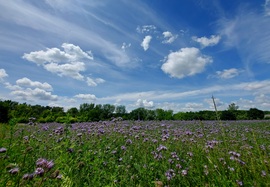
xmin=1 ymin=0 xmax=270 ymax=112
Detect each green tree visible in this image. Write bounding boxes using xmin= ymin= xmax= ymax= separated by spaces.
xmin=67 ymin=107 xmax=79 ymax=117
xmin=220 ymin=110 xmax=236 ymax=120
xmin=115 ymin=105 xmax=126 ymax=116
xmin=247 ymin=108 xmax=264 ymax=120
xmin=0 ymin=101 xmax=9 ymax=123
xmin=228 ymin=103 xmax=239 ymax=111
xmin=129 ymin=108 xmax=148 ymax=120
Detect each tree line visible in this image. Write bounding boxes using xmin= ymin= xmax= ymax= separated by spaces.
xmin=0 ymin=100 xmax=268 ymax=123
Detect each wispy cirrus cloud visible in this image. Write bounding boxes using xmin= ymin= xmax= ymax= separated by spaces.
xmin=209 ymin=68 xmax=244 ymax=79
xmin=218 ymin=6 xmax=270 ymax=65
xmin=264 ymin=0 xmax=270 ymax=16
xmin=136 ymin=25 xmax=157 ymax=34
xmin=86 ymin=77 xmax=105 ymax=87
xmin=0 ymin=1 xmax=131 ymax=67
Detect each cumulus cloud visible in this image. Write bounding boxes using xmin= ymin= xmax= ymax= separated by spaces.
xmin=162 ymin=31 xmax=178 ymax=44
xmin=0 ymin=69 xmax=8 ymax=81
xmin=141 ymin=35 xmax=152 ymax=51
xmin=74 ymin=94 xmax=97 ymax=101
xmin=22 ymin=43 xmax=93 ymax=65
xmin=161 ymin=47 xmax=213 ymax=79
xmin=16 ymin=77 xmax=53 ymax=90
xmin=22 ymin=43 xmax=93 ymax=80
xmin=44 ymin=61 xmax=85 ymax=80
xmin=4 ymin=77 xmax=57 ymax=102
xmin=136 ymin=25 xmax=157 ymax=33
xmin=136 ymin=99 xmax=154 ymax=108
xmin=192 ymin=35 xmax=221 ymax=48
xmin=86 ymin=77 xmax=105 ymax=87
xmin=216 ymin=68 xmax=243 ymax=79
xmin=11 ymin=88 xmax=57 ymax=101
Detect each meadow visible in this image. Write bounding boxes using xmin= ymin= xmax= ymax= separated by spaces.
xmin=0 ymin=120 xmax=269 ymax=186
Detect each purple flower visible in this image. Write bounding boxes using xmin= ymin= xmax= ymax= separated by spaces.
xmin=22 ymin=173 xmax=34 ymax=180
xmin=157 ymin=145 xmax=167 ymax=152
xmin=187 ymin=152 xmax=193 ymax=157
xmin=143 ymin=138 xmax=149 ymax=142
xmin=168 ymin=159 xmax=174 ymax=164
xmin=165 ymin=169 xmax=175 ymax=181
xmin=45 ymin=160 xmax=54 ymax=170
xmin=35 ymin=167 xmax=44 ymax=176
xmin=0 ymin=147 xmax=7 ymax=153
xmin=126 ymin=139 xmax=132 ymax=144
xmin=261 ymin=170 xmax=266 ymax=177
xmin=36 ymin=158 xmax=54 ymax=170
xmin=36 ymin=158 xmax=47 ymax=167
xmin=121 ymin=146 xmax=127 ymax=151
xmin=176 ymin=164 xmax=182 ymax=169
xmin=181 ymin=169 xmax=188 ymax=176
xmin=236 ymin=180 xmax=243 ymax=186
xmin=9 ymin=167 xmax=19 ymax=174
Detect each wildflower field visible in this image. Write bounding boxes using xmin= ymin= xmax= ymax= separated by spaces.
xmin=0 ymin=120 xmax=269 ymax=186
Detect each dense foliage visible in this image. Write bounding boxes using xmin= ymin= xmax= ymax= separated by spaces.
xmin=0 ymin=100 xmax=267 ymax=123
xmin=0 ymin=120 xmax=269 ymax=186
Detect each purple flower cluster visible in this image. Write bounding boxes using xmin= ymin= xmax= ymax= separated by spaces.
xmin=21 ymin=158 xmax=60 ymax=181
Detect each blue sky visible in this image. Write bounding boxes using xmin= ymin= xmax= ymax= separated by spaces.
xmin=1 ymin=0 xmax=270 ymax=112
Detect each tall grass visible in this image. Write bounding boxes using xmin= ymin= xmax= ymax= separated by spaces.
xmin=0 ymin=120 xmax=269 ymax=186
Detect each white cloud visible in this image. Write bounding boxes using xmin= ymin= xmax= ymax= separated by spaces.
xmin=183 ymin=102 xmax=204 ymax=111
xmin=43 ymin=61 xmax=85 ymax=80
xmin=86 ymin=77 xmax=105 ymax=87
xmin=74 ymin=94 xmax=97 ymax=101
xmin=136 ymin=25 xmax=157 ymax=33
xmin=141 ymin=35 xmax=152 ymax=51
xmin=11 ymin=88 xmax=57 ymax=101
xmin=22 ymin=43 xmax=93 ymax=65
xmin=218 ymin=10 xmax=270 ymax=65
xmin=3 ymin=77 xmax=57 ymax=102
xmin=162 ymin=31 xmax=178 ymax=44
xmin=265 ymin=0 xmax=270 ymax=16
xmin=213 ymin=68 xmax=243 ymax=79
xmin=4 ymin=82 xmax=22 ymax=91
xmin=0 ymin=69 xmax=8 ymax=81
xmin=192 ymin=35 xmax=221 ymax=48
xmin=121 ymin=42 xmax=131 ymax=51
xmin=0 ymin=1 xmax=132 ymax=67
xmin=16 ymin=77 xmax=53 ymax=91
xmin=22 ymin=43 xmax=95 ymax=81
xmin=136 ymin=99 xmax=154 ymax=108
xmin=161 ymin=47 xmax=213 ymax=78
